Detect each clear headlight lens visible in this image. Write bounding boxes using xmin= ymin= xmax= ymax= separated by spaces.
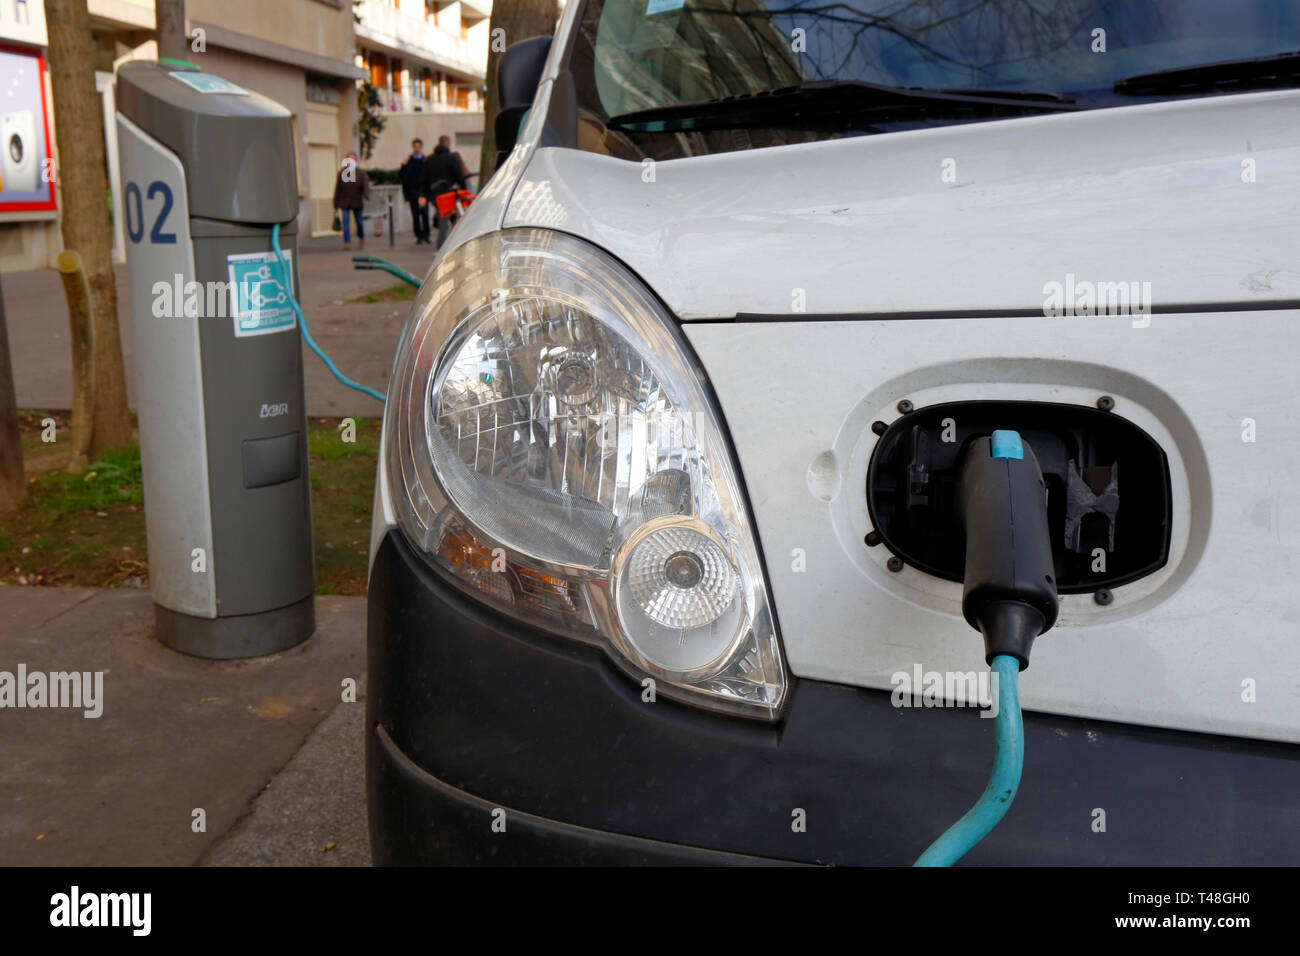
xmin=386 ymin=228 xmax=786 ymax=719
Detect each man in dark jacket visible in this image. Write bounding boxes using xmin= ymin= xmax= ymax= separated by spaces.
xmin=419 ymin=136 xmax=469 ymax=249
xmin=333 ymin=151 xmax=371 ymax=250
xmin=399 ymin=139 xmax=430 ymax=245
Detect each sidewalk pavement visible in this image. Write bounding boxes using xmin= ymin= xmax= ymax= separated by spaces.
xmin=0 ymin=585 xmax=371 ymax=866
xmin=2 ymin=234 xmax=437 ymax=419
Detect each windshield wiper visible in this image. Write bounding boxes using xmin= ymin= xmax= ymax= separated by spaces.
xmin=606 ymin=79 xmax=1079 ymax=132
xmin=1114 ymin=50 xmax=1300 ymax=95
xmin=931 ymin=87 xmax=1076 ymax=103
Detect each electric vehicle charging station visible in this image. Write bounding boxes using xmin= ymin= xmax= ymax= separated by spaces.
xmin=115 ymin=60 xmax=315 ymax=659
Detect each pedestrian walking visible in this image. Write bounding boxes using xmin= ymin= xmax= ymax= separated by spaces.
xmin=451 ymin=144 xmax=470 ymax=184
xmin=333 ymin=151 xmax=371 ymax=250
xmin=399 ymin=139 xmax=431 ymax=245
xmin=419 ymin=136 xmax=468 ymax=250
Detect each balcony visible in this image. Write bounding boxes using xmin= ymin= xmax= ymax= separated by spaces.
xmin=356 ymin=0 xmax=488 ymax=80
xmin=375 ymin=85 xmax=482 ymax=114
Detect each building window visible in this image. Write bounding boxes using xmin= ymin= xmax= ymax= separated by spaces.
xmin=306 ymin=75 xmax=342 ymax=106
xmin=370 ymin=51 xmax=388 ymax=89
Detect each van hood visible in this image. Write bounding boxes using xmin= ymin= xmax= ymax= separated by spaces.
xmin=504 ymin=89 xmax=1300 ymax=318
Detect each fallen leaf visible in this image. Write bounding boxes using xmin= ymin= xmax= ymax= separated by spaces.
xmin=248 ymin=698 xmax=292 ymax=718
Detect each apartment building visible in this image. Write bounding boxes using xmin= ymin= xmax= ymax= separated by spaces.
xmin=0 ymin=0 xmax=364 ymax=270
xmin=354 ymin=0 xmax=491 ymax=173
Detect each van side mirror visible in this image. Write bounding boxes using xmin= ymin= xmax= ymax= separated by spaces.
xmin=494 ymin=35 xmax=552 ymax=166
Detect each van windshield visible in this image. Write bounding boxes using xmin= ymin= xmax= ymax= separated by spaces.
xmin=570 ymin=0 xmax=1300 ymax=156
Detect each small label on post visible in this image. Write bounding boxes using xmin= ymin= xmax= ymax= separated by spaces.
xmin=228 ymin=250 xmax=296 ymax=337
xmin=170 ymin=72 xmax=250 ymax=96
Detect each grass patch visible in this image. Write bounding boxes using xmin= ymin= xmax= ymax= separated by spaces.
xmin=345 ymin=282 xmax=417 ymax=304
xmin=18 ymin=409 xmax=72 ymax=467
xmin=0 ymin=412 xmax=379 ymax=595
xmin=38 ymin=447 xmax=143 ymax=514
xmin=308 ymin=416 xmax=381 ymax=596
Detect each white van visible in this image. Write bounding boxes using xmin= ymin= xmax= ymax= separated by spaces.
xmin=366 ymin=0 xmax=1300 ymax=865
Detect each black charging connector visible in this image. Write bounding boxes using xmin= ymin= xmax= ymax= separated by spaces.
xmin=957 ymin=431 xmax=1059 ymax=669
xmin=915 ymin=429 xmax=1061 ymax=865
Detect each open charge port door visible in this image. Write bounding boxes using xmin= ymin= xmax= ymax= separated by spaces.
xmin=865 ymin=400 xmax=1173 ymax=593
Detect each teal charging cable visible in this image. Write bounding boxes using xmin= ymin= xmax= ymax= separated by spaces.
xmin=270 ymin=223 xmax=387 ymax=404
xmin=914 ymin=653 xmax=1024 ymax=866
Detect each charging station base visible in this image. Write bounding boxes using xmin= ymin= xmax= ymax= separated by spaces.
xmin=155 ymin=596 xmax=315 ymax=660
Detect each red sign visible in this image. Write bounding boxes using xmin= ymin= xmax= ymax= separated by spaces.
xmin=0 ymin=43 xmax=57 ymax=215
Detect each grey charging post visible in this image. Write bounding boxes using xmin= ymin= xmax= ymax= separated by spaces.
xmin=115 ymin=60 xmax=315 ymax=658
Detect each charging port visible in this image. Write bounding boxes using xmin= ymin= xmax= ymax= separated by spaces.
xmin=866 ymin=400 xmax=1172 ymax=593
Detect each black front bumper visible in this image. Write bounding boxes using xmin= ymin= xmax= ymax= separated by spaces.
xmin=367 ymin=530 xmax=1300 ymax=865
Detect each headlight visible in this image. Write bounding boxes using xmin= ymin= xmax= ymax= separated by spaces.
xmin=386 ymin=228 xmax=787 ymax=719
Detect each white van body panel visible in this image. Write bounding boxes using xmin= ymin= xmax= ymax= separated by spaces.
xmin=684 ymin=316 xmax=1299 ymax=743
xmin=504 ymin=89 xmax=1300 ymax=318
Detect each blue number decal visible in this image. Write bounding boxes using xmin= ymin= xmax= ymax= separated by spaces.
xmin=147 ymin=181 xmax=177 ymax=244
xmin=125 ymin=182 xmax=144 ymax=244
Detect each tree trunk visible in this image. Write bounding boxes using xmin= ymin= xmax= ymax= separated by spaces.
xmin=0 ymin=274 xmax=24 ymax=513
xmin=480 ymin=0 xmax=559 ymax=185
xmin=57 ymin=251 xmax=95 ymax=474
xmin=156 ymin=0 xmax=189 ymax=64
xmin=46 ymin=0 xmax=133 ymax=455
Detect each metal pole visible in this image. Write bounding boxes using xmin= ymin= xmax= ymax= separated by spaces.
xmin=388 ymin=195 xmax=394 ymax=248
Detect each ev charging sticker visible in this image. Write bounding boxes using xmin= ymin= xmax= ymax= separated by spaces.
xmin=227 ymin=251 xmax=296 ymax=337
xmin=169 ymin=72 xmax=249 ymax=96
